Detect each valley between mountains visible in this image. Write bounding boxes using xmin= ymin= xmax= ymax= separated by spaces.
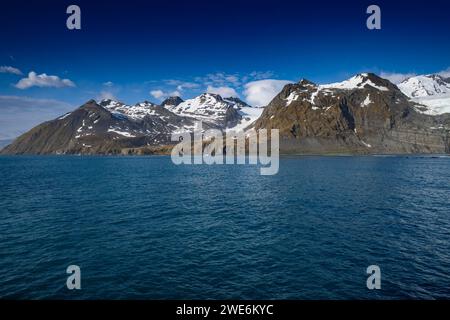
xmin=2 ymin=73 xmax=450 ymax=155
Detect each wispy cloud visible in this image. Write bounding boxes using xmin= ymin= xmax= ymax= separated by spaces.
xmin=0 ymin=65 xmax=22 ymax=75
xmin=15 ymin=71 xmax=75 ymax=89
xmin=247 ymin=71 xmax=275 ymax=80
xmin=170 ymin=90 xmax=182 ymax=97
xmin=97 ymin=91 xmax=116 ymax=101
xmin=195 ymin=73 xmax=241 ymax=86
xmin=103 ymin=81 xmax=114 ymax=87
xmin=438 ymin=67 xmax=450 ymax=78
xmin=379 ymin=71 xmax=417 ymax=84
xmin=150 ymin=89 xmax=181 ymax=100
xmin=194 ymin=71 xmax=273 ymax=88
xmin=379 ymin=67 xmax=450 ymax=84
xmin=164 ymin=80 xmax=199 ymax=91
xmin=158 ymin=71 xmax=277 ymax=103
xmin=150 ymin=89 xmax=165 ymax=99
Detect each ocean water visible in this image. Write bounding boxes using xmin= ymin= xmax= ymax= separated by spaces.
xmin=0 ymin=155 xmax=450 ymax=300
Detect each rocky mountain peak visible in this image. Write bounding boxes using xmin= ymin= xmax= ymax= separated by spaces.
xmin=99 ymin=99 xmax=126 ymax=108
xmin=135 ymin=101 xmax=158 ymax=108
xmin=224 ymin=97 xmax=251 ymax=108
xmin=298 ymin=79 xmax=317 ymax=87
xmin=78 ymin=99 xmax=101 ymax=110
xmin=86 ymin=99 xmax=98 ymax=105
xmin=198 ymin=93 xmax=223 ymax=103
xmin=322 ymin=73 xmax=397 ymax=92
xmin=163 ymin=92 xmax=243 ymax=128
xmin=161 ymin=96 xmax=184 ymax=107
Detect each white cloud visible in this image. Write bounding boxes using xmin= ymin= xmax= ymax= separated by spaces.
xmin=150 ymin=89 xmax=182 ymax=100
xmin=176 ymin=82 xmax=199 ymax=91
xmin=164 ymin=80 xmax=199 ymax=91
xmin=438 ymin=67 xmax=450 ymax=78
xmin=150 ymin=90 xmax=165 ymax=99
xmin=379 ymin=67 xmax=450 ymax=84
xmin=160 ymin=71 xmax=276 ymax=100
xmin=206 ymin=85 xmax=238 ymax=98
xmin=103 ymin=81 xmax=114 ymax=87
xmin=0 ymin=66 xmax=22 ymax=75
xmin=170 ymin=90 xmax=182 ymax=97
xmin=244 ymin=79 xmax=292 ymax=107
xmin=15 ymin=71 xmax=75 ymax=89
xmin=97 ymin=91 xmax=116 ymax=101
xmin=379 ymin=71 xmax=417 ymax=84
xmin=0 ymin=95 xmax=73 ymax=140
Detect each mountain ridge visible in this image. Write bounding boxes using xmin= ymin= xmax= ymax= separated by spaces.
xmin=2 ymin=73 xmax=450 ymax=155
xmin=252 ymin=73 xmax=450 ymax=154
xmin=0 ymin=93 xmax=262 ymax=154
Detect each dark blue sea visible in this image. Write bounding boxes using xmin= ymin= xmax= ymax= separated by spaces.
xmin=0 ymin=155 xmax=450 ymax=299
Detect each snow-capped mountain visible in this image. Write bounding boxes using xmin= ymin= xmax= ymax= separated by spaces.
xmin=1 ymin=94 xmax=262 ymax=155
xmin=100 ymin=99 xmax=163 ymax=120
xmin=398 ymin=74 xmax=450 ymax=98
xmin=99 ymin=97 xmax=261 ymax=133
xmin=163 ymin=93 xmax=263 ymax=131
xmin=320 ymin=73 xmax=392 ymax=91
xmin=2 ymin=73 xmax=449 ymax=156
xmin=398 ymin=74 xmax=450 ymax=115
xmin=0 ymin=99 xmax=201 ymax=155
xmin=164 ymin=93 xmax=242 ymax=128
xmin=253 ymin=73 xmax=450 ymax=154
xmin=280 ymin=73 xmax=400 ymax=110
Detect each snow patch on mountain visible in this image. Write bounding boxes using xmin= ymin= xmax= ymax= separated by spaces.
xmin=361 ymin=95 xmax=372 ymax=107
xmin=165 ymin=93 xmax=230 ymax=120
xmin=283 ymin=74 xmax=389 ymax=108
xmin=228 ymin=106 xmax=264 ymax=132
xmin=322 ymin=74 xmax=389 ymax=91
xmin=100 ymin=99 xmax=160 ymax=120
xmin=412 ymin=94 xmax=450 ymax=115
xmin=285 ymin=92 xmax=299 ymax=106
xmin=107 ymin=128 xmax=136 ymax=137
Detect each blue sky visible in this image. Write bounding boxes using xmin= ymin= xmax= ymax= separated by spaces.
xmin=1 ymin=0 xmax=450 ymax=139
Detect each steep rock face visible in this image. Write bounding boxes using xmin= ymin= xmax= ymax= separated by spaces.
xmin=224 ymin=97 xmax=252 ymax=108
xmin=253 ymin=73 xmax=450 ymax=154
xmin=161 ymin=96 xmax=184 ymax=108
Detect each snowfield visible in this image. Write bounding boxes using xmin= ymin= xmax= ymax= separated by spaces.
xmin=228 ymin=106 xmax=264 ymax=132
xmin=398 ymin=74 xmax=450 ymax=115
xmin=411 ymin=94 xmax=450 ymax=115
xmin=322 ymin=73 xmax=389 ymax=91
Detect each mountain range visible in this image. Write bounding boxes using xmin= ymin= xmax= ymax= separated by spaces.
xmin=2 ymin=73 xmax=449 ymax=155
